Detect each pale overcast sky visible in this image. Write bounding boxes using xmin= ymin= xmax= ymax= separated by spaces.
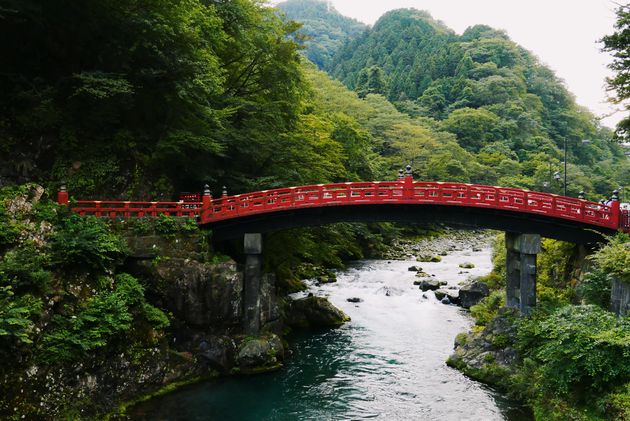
xmin=270 ymin=0 xmax=624 ymax=128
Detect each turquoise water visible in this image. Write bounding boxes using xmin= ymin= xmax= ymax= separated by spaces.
xmin=131 ymin=244 xmax=532 ymax=420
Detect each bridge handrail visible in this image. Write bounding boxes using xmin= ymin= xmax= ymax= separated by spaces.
xmin=61 ymin=180 xmax=626 ymax=233
xmin=201 ymin=181 xmax=621 ymax=230
xmin=72 ymin=200 xmax=203 ymax=217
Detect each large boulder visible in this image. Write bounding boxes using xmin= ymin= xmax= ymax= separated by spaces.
xmin=197 ymin=336 xmax=236 ymax=373
xmin=459 ymin=281 xmax=490 ymax=309
xmin=415 ymin=279 xmax=441 ymax=291
xmin=235 ymin=334 xmax=284 ymax=374
xmin=287 ymin=296 xmax=350 ymax=329
xmin=434 ymin=289 xmax=460 ymax=305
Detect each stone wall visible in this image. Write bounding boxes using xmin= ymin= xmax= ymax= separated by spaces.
xmin=610 ymin=278 xmax=630 ymax=316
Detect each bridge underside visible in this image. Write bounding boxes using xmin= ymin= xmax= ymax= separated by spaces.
xmin=206 ymin=204 xmax=617 ymax=244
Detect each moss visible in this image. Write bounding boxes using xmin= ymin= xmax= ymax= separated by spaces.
xmin=106 ymin=373 xmax=218 ymax=420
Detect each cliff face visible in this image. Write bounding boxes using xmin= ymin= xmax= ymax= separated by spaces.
xmin=0 ymin=211 xmax=284 ymax=419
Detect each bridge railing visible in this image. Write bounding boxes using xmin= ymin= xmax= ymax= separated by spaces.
xmin=202 ymin=181 xmax=621 ymax=231
xmin=72 ymin=200 xmax=203 ymax=218
xmin=59 ymin=180 xmax=626 ymax=233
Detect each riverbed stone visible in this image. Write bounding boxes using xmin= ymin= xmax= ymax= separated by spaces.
xmin=417 ymin=279 xmax=441 ymax=291
xmin=434 ymin=289 xmax=460 ymax=305
xmin=458 ymin=262 xmax=475 ymax=269
xmin=408 ymin=265 xmax=422 ymax=272
xmin=459 ymin=281 xmax=490 ymax=309
xmin=417 ymin=255 xmax=442 ymax=262
xmin=235 ymin=334 xmax=284 ymax=374
xmin=286 ymin=296 xmax=350 ymax=329
xmin=347 ymin=297 xmax=363 ymax=303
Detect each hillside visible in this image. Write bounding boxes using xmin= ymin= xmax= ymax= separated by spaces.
xmin=277 ymin=0 xmax=366 ymax=69
xmin=285 ymin=4 xmax=629 ymax=197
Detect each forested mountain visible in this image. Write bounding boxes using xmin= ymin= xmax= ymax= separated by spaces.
xmin=313 ymin=7 xmax=629 ymax=197
xmin=277 ymin=0 xmax=366 ymax=69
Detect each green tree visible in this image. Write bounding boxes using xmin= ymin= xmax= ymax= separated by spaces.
xmin=441 ymin=107 xmax=503 ymax=152
xmin=602 ymin=4 xmax=630 ymax=140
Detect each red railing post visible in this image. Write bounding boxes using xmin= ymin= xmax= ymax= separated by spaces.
xmin=57 ymin=182 xmax=69 ymax=206
xmin=403 ymin=165 xmax=414 ymax=200
xmin=201 ymin=184 xmax=212 ymax=223
xmin=611 ymin=190 xmax=621 ymax=229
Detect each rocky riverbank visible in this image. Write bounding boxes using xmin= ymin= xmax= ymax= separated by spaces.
xmin=0 ymin=186 xmax=352 ymax=420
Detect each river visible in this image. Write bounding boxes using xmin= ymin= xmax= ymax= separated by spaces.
xmin=130 ymin=234 xmax=532 ymax=420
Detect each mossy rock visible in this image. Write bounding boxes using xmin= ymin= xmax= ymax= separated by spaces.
xmin=286 ymin=296 xmax=350 ymax=329
xmin=417 ymin=255 xmax=442 ymax=262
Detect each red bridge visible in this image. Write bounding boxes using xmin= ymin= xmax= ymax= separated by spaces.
xmin=58 ymin=171 xmax=629 ymax=244
xmin=56 ymin=170 xmax=630 ymax=323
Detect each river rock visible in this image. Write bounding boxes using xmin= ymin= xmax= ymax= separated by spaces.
xmin=459 ymin=281 xmax=490 ymax=309
xmin=458 ymin=262 xmax=475 ymax=269
xmin=316 ymin=275 xmax=337 ymax=285
xmin=417 ymin=279 xmax=441 ymax=291
xmin=447 ymin=308 xmax=520 ymax=388
xmin=236 ymin=334 xmax=284 ymax=374
xmin=286 ymin=296 xmax=350 ymax=329
xmin=347 ymin=297 xmax=363 ymax=303
xmin=408 ymin=265 xmax=422 ymax=272
xmin=434 ymin=289 xmax=460 ymax=305
xmin=441 ymin=297 xmax=451 ymax=305
xmin=198 ymin=336 xmax=236 ymax=373
xmin=417 ymin=255 xmax=442 ymax=262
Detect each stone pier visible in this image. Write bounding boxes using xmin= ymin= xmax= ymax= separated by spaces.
xmin=243 ymin=233 xmax=263 ymax=334
xmin=505 ymin=233 xmax=541 ymax=315
xmin=611 ymin=277 xmax=630 ymax=316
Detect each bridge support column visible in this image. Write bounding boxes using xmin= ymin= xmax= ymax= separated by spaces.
xmin=505 ymin=233 xmax=541 ymax=315
xmin=243 ymin=233 xmax=262 ymax=334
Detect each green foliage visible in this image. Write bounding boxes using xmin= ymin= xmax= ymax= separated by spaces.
xmin=0 ymin=243 xmax=51 ymax=292
xmin=154 ymin=214 xmax=197 ymax=237
xmin=591 ymin=233 xmax=630 ymax=283
xmin=39 ymin=274 xmax=168 ymax=364
xmin=601 ymin=4 xmax=630 ymax=141
xmin=320 ymin=6 xmax=627 ymax=196
xmin=470 ymin=290 xmax=505 ymax=327
xmin=606 ymin=382 xmax=630 ymax=421
xmin=440 ymin=107 xmax=503 ymax=152
xmin=516 ymin=305 xmax=630 ymax=399
xmin=49 ymin=215 xmax=127 ymax=272
xmin=277 ymin=0 xmax=366 ymax=69
xmin=578 ymin=268 xmax=613 ymax=308
xmin=0 ymin=286 xmax=41 ymax=347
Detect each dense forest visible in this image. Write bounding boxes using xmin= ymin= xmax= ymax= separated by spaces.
xmin=1 ymin=0 xmax=629 ymax=418
xmin=279 ymin=3 xmax=630 ymax=198
xmin=278 ymin=0 xmax=366 ymax=68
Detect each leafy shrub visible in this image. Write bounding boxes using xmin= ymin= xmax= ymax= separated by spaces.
xmin=0 ymin=286 xmax=41 ymax=347
xmin=39 ymin=274 xmax=168 ymax=364
xmin=578 ymin=267 xmax=613 ymax=308
xmin=48 ymin=215 xmax=127 ymax=272
xmin=516 ymin=305 xmax=630 ymax=398
xmin=0 ymin=244 xmax=51 ymax=292
xmin=591 ymin=233 xmax=630 ymax=282
xmin=470 ymin=290 xmax=505 ymax=326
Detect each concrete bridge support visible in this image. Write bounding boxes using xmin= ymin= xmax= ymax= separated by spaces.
xmin=506 ymin=233 xmax=541 ymax=315
xmin=243 ymin=233 xmax=263 ymax=334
